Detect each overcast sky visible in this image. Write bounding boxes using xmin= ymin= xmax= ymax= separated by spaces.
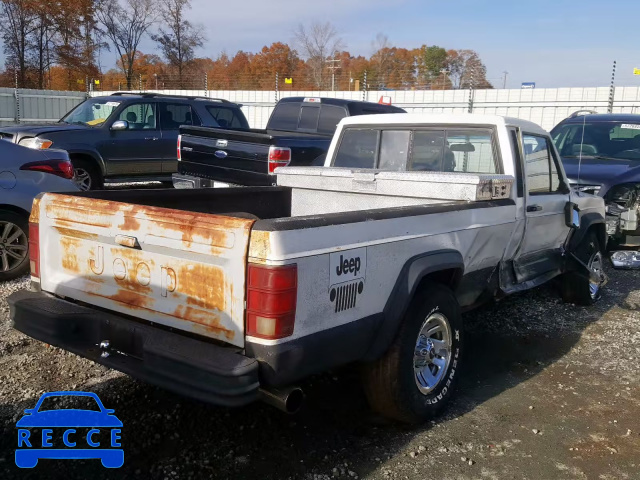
xmin=114 ymin=0 xmax=640 ymax=88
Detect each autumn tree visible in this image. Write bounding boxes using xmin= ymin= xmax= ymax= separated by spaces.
xmin=152 ymin=0 xmax=204 ymax=88
xmin=96 ymin=0 xmax=158 ymax=90
xmin=294 ymin=21 xmax=343 ymax=89
xmin=448 ymin=49 xmax=492 ymax=89
xmin=250 ymin=42 xmax=302 ymax=89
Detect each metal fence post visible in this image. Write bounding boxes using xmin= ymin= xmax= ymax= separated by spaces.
xmin=468 ymin=70 xmax=475 ymax=113
xmin=275 ymin=73 xmax=279 ymax=103
xmin=363 ymin=71 xmax=367 ymax=101
xmin=608 ymin=60 xmax=616 ymax=114
xmin=14 ymin=70 xmax=20 ymax=124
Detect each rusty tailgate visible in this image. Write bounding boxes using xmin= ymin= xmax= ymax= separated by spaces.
xmin=37 ymin=193 xmax=255 ymax=348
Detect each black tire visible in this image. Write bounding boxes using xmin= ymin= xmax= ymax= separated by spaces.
xmin=0 ymin=210 xmax=30 ymax=281
xmin=560 ymin=230 xmax=603 ymax=306
xmin=72 ymin=158 xmax=103 ymax=191
xmin=362 ymin=282 xmax=463 ymax=424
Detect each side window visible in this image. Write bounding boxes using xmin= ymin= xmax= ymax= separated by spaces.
xmin=378 ymin=130 xmax=410 ymax=171
xmin=267 ymin=102 xmax=301 ymax=131
xmin=206 ymin=106 xmax=244 ymax=129
xmin=333 ymin=129 xmax=378 ymax=169
xmin=160 ymin=103 xmax=196 ymax=130
xmin=117 ymin=103 xmax=156 ymax=130
xmin=522 ymin=134 xmax=562 ymax=194
xmin=409 ymin=131 xmax=445 ymax=171
xmin=446 ymin=129 xmax=499 ymax=173
xmin=298 ymin=106 xmax=320 ymax=131
xmin=318 ymin=105 xmax=348 ymax=134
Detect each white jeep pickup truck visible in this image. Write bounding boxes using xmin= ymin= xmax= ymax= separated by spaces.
xmin=10 ymin=114 xmax=606 ymax=423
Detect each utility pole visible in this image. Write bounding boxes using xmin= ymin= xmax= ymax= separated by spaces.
xmin=326 ymin=57 xmax=341 ymax=91
xmin=502 ymin=71 xmax=508 ymax=89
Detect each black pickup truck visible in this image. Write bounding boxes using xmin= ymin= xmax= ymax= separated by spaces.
xmin=174 ymin=97 xmax=405 ymax=187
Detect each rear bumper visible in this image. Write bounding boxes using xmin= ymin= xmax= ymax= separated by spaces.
xmin=9 ymin=291 xmax=260 ymax=407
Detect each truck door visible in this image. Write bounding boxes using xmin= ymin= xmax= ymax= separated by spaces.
xmin=102 ymin=102 xmax=164 ymax=176
xmin=513 ymin=132 xmax=571 ymax=282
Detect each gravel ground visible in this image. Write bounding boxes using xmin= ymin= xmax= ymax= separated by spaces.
xmin=1 ymin=267 xmax=639 ymax=480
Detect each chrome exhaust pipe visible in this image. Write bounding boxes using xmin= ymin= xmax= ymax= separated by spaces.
xmin=259 ymin=386 xmax=304 ymax=414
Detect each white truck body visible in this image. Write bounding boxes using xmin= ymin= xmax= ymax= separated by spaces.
xmin=11 ymin=114 xmax=606 ymax=417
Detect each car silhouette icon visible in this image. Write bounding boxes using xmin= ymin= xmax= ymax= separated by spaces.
xmin=15 ymin=391 xmax=123 ymax=468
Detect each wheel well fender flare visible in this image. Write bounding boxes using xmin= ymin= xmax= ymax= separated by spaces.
xmin=362 ymin=249 xmax=465 ymax=361
xmin=67 ymin=149 xmax=106 ymax=176
xmin=568 ymin=212 xmax=607 ymax=254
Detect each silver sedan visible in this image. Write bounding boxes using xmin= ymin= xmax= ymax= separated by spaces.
xmin=0 ymin=140 xmax=78 ymax=281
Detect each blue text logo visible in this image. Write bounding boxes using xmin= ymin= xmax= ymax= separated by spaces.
xmin=15 ymin=391 xmax=123 ymax=469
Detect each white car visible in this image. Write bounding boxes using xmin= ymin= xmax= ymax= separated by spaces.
xmin=0 ymin=140 xmax=78 ymax=281
xmin=11 ymin=114 xmax=605 ymax=423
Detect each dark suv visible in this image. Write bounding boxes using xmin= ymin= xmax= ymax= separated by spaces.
xmin=0 ymin=92 xmax=248 ymax=190
xmin=551 ymin=111 xmax=640 ymax=266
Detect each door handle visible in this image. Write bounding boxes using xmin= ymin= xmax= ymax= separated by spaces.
xmin=526 ymin=204 xmax=543 ymax=212
xmin=145 ymin=137 xmax=159 ymax=141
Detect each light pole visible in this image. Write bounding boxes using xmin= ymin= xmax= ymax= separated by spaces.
xmin=440 ymin=69 xmax=449 ymax=89
xmin=502 ymin=71 xmax=508 ymax=89
xmin=154 ymin=74 xmax=158 ymax=90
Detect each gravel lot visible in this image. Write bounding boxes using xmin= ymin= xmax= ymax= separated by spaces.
xmin=1 ymin=266 xmax=639 ymax=479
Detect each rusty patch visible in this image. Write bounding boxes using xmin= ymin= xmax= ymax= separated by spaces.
xmin=248 ymin=230 xmax=272 ymax=260
xmin=59 ymin=237 xmax=82 ymax=273
xmin=175 ymin=263 xmax=225 ymax=311
xmin=29 ymin=196 xmax=41 ymax=223
xmin=53 ymin=226 xmax=99 ymax=242
xmin=110 ymin=289 xmax=154 ymax=310
xmin=173 ymin=305 xmax=234 ymax=339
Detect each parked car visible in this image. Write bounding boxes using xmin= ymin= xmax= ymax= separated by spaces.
xmin=174 ymin=96 xmax=405 ymax=188
xmin=11 ymin=114 xmax=605 ymax=424
xmin=551 ymin=111 xmax=640 ymax=268
xmin=0 ymin=92 xmax=248 ymax=191
xmin=0 ymin=140 xmax=77 ymax=281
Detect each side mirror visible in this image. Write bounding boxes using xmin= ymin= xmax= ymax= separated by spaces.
xmin=111 ymin=120 xmax=128 ymax=131
xmin=565 ymin=202 xmax=580 ymax=229
xmin=24 ymin=408 xmax=35 ymax=415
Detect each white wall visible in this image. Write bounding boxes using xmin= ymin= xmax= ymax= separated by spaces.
xmin=95 ymin=87 xmax=640 ymax=131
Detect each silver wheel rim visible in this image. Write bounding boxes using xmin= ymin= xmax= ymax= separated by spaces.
xmin=589 ymin=251 xmax=603 ymax=300
xmin=0 ymin=220 xmax=28 ymax=273
xmin=74 ymin=168 xmax=92 ymax=191
xmin=414 ymin=312 xmax=452 ymax=395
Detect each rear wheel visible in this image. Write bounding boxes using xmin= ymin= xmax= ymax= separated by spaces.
xmin=560 ymin=230 xmax=603 ymax=305
xmin=72 ymin=158 xmax=103 ymax=191
xmin=362 ymin=282 xmax=463 ymax=424
xmin=0 ymin=210 xmax=29 ymax=281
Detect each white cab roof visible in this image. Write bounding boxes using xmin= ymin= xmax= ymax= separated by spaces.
xmin=340 ymin=113 xmax=549 ymax=136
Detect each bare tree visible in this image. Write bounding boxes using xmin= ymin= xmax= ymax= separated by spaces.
xmin=370 ymin=33 xmax=393 ymax=88
xmin=294 ymin=21 xmax=343 ymax=89
xmin=0 ymin=0 xmax=37 ymax=86
xmin=96 ymin=0 xmax=158 ymax=90
xmin=151 ymin=0 xmax=204 ymax=88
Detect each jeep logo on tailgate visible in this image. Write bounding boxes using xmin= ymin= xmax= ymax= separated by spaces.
xmin=329 ymin=248 xmax=366 ymax=313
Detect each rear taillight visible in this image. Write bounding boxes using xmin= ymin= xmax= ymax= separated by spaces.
xmin=268 ymin=146 xmax=291 ymax=175
xmin=28 ymin=222 xmax=39 ymax=278
xmin=20 ymin=160 xmax=74 ymax=179
xmin=177 ymin=134 xmax=182 ymax=161
xmin=246 ymin=264 xmax=297 ymax=339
